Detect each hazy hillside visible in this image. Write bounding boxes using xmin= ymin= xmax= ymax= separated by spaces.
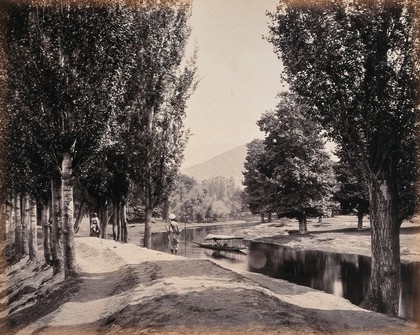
xmin=181 ymin=145 xmax=247 ymax=187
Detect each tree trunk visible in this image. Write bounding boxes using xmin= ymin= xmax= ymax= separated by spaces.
xmin=357 ymin=211 xmax=364 ymax=230
xmin=62 ymin=153 xmax=76 ymax=278
xmin=0 ymin=201 xmax=6 ymax=243
xmin=28 ymin=197 xmax=38 ymax=262
xmin=42 ymin=204 xmax=52 ymax=265
xmin=260 ymin=212 xmax=265 ymax=223
xmin=73 ymin=200 xmax=86 ymax=234
xmin=100 ymin=205 xmax=108 ymax=239
xmin=116 ymin=202 xmax=121 ymax=241
xmin=121 ymin=200 xmax=128 ymax=243
xmin=361 ymin=178 xmax=400 ymax=316
xmin=143 ymin=205 xmax=152 ymax=248
xmin=51 ymin=175 xmax=64 ymax=275
xmin=7 ymin=193 xmax=15 ymax=256
xmin=112 ymin=201 xmax=117 ymax=241
xmin=162 ymin=200 xmax=170 ymax=221
xmin=143 ymin=105 xmax=154 ymax=249
xmin=14 ymin=192 xmax=23 ymax=261
xmin=267 ymin=212 xmax=272 ymax=223
xmin=298 ymin=212 xmax=307 ymax=234
xmin=0 ymin=201 xmax=7 ymax=263
xmin=22 ymin=194 xmax=29 ymax=256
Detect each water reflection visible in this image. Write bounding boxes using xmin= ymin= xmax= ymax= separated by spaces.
xmin=248 ymin=242 xmax=419 ymax=322
xmin=400 ymin=262 xmax=420 ymax=322
xmin=204 ymin=249 xmax=246 ymax=262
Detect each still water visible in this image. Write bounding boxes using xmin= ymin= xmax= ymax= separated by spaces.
xmin=150 ymin=223 xmax=419 ymax=322
xmin=151 ymin=222 xmax=250 ymax=271
xmin=248 ymin=242 xmax=420 ymax=322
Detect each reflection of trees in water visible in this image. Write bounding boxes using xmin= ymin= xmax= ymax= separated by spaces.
xmin=318 ymin=253 xmax=341 ymax=295
xmin=249 ymin=244 xmax=333 ymax=291
xmin=340 ymin=255 xmax=371 ymax=305
xmin=249 ymin=243 xmax=392 ymax=311
xmin=400 ymin=262 xmax=420 ymax=322
xmin=249 ymin=243 xmax=417 ymax=322
xmin=206 ymin=250 xmax=246 ymax=263
xmin=253 ymin=244 xmax=342 ymax=294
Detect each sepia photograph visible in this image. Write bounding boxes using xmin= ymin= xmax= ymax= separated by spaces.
xmin=0 ymin=0 xmax=419 ymax=334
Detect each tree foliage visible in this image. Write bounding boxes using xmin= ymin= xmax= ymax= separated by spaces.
xmin=7 ymin=4 xmax=120 ymax=170
xmin=333 ymin=159 xmax=369 ymax=228
xmin=244 ymin=93 xmax=335 ymax=230
xmin=111 ymin=2 xmax=196 ymax=248
xmin=242 ymin=139 xmax=275 ymax=221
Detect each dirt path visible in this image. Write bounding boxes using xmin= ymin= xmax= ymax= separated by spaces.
xmin=12 ymin=238 xmax=318 ymax=334
xmin=3 ymin=234 xmax=418 ymax=335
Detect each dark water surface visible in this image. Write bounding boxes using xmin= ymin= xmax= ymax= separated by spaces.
xmin=150 ymin=223 xmax=419 ymax=322
xmin=248 ymin=241 xmax=420 ymax=322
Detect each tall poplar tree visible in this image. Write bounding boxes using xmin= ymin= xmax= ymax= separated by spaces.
xmin=115 ymin=1 xmax=196 ymax=248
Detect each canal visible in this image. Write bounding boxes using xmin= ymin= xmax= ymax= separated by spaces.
xmin=150 ymin=222 xmax=419 ymax=322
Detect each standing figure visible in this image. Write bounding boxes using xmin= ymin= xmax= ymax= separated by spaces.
xmin=90 ymin=213 xmax=101 ymax=238
xmin=166 ymin=214 xmax=180 ymax=254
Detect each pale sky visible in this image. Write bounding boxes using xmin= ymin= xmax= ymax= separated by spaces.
xmin=182 ymin=0 xmax=283 ymax=168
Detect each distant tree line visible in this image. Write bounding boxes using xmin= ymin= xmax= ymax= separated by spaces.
xmin=168 ymin=175 xmax=244 ymax=223
xmin=1 ymin=0 xmax=196 ymax=278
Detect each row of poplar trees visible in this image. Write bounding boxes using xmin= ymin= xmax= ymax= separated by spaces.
xmin=0 ymin=0 xmax=196 ymax=279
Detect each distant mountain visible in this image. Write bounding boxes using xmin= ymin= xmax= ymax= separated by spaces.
xmin=181 ymin=145 xmax=247 ymax=188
